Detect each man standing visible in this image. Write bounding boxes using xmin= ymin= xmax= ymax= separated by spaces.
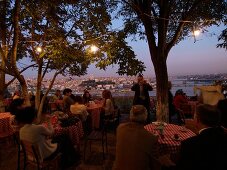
xmin=131 ymin=74 xmax=153 ymax=123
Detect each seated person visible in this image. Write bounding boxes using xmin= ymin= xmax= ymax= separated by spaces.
xmin=18 ymin=106 xmax=79 ymax=168
xmin=176 ymin=104 xmax=227 ymax=170
xmin=52 ymin=89 xmax=63 ymax=101
xmin=82 ymin=90 xmax=92 ymax=105
xmin=217 ymin=99 xmax=227 ymax=129
xmin=13 ymin=90 xmax=21 ymax=100
xmin=101 ymin=89 xmax=115 ymax=117
xmin=19 ymin=107 xmax=57 ymax=160
xmin=62 ymin=88 xmax=75 ymax=114
xmin=70 ymin=95 xmax=89 ymax=122
xmin=9 ymin=98 xmax=25 ymax=116
xmin=114 ymin=105 xmax=175 ymax=170
xmin=173 ymin=89 xmax=188 ymax=110
xmin=9 ymin=98 xmax=25 ymax=132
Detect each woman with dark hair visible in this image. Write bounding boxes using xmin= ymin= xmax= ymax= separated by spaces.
xmin=70 ymin=95 xmax=88 ymax=122
xmin=18 ymin=107 xmax=79 ymax=168
xmin=9 ymin=98 xmax=24 ymax=115
xmin=82 ymin=90 xmax=92 ymax=105
xmin=99 ymin=90 xmax=115 ymax=128
xmin=101 ymin=89 xmax=115 ymax=117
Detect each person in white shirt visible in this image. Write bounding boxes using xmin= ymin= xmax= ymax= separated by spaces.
xmin=70 ymin=95 xmax=88 ymax=122
xmin=101 ymin=89 xmax=115 ymax=117
xmin=19 ymin=107 xmax=57 ymax=160
xmin=18 ymin=107 xmax=79 ymax=168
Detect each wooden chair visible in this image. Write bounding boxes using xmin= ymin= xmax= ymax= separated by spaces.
xmin=179 ymin=103 xmax=193 ymax=118
xmin=83 ymin=120 xmax=108 ymax=161
xmin=177 ymin=109 xmax=186 ymax=125
xmin=21 ymin=140 xmax=61 ymax=170
xmin=105 ymin=107 xmax=121 ymax=131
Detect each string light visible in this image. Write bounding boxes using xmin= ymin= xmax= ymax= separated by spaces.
xmin=90 ymin=45 xmax=98 ymax=53
xmin=36 ymin=46 xmax=42 ymax=53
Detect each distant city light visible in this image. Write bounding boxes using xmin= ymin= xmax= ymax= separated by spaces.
xmin=90 ymin=45 xmax=98 ymax=53
xmin=36 ymin=46 xmax=42 ymax=53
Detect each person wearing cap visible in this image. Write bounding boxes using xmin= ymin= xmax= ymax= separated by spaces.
xmin=131 ymin=74 xmax=153 ymax=123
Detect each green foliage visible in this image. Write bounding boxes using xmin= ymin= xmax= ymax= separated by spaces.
xmin=114 ymin=0 xmax=226 ymax=48
xmin=9 ymin=0 xmax=145 ymax=77
xmin=217 ymin=27 xmax=227 ymax=50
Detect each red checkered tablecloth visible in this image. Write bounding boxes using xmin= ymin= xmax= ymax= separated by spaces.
xmin=54 ymin=120 xmax=84 ymax=145
xmin=144 ymin=123 xmax=196 ymax=155
xmin=43 ymin=116 xmax=84 ymax=146
xmin=0 ymin=112 xmax=14 ymax=137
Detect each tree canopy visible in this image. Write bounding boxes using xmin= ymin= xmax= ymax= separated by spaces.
xmin=108 ymin=0 xmax=226 ymax=121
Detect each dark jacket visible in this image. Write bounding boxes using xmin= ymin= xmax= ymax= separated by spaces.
xmin=113 ymin=122 xmax=160 ymax=170
xmin=177 ymin=127 xmax=227 ymax=170
xmin=131 ymin=83 xmax=153 ymax=108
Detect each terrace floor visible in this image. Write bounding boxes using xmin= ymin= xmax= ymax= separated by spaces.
xmin=0 ymin=114 xmax=130 ymax=170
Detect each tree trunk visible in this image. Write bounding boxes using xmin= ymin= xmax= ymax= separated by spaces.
xmin=11 ymin=0 xmax=30 ymax=106
xmin=0 ymin=0 xmax=7 ymax=112
xmin=35 ymin=63 xmax=42 ymax=110
xmin=153 ymin=56 xmax=169 ymax=122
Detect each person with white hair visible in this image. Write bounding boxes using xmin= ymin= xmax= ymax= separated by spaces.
xmin=114 ymin=105 xmax=160 ymax=170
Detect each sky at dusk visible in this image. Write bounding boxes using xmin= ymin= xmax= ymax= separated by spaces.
xmin=86 ymin=25 xmax=227 ymax=78
xmin=19 ymin=25 xmax=226 ymax=79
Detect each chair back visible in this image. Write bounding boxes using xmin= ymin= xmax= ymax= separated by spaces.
xmin=21 ymin=140 xmax=43 ymax=166
xmin=21 ymin=139 xmax=61 ymax=170
xmin=179 ymin=103 xmax=192 ymax=116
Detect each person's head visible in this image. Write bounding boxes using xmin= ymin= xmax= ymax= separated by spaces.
xmin=63 ymin=88 xmax=72 ymax=96
xmin=102 ymin=90 xmax=112 ymax=99
xmin=14 ymin=90 xmax=20 ymax=96
xmin=9 ymin=98 xmax=25 ymax=115
xmin=130 ymin=105 xmax=148 ymax=123
xmin=83 ymin=90 xmax=91 ymax=98
xmin=55 ymin=90 xmax=61 ymax=96
xmin=72 ymin=95 xmax=83 ymax=104
xmin=217 ymin=99 xmax=227 ymax=128
xmin=15 ymin=106 xmax=37 ymax=124
xmin=195 ymin=104 xmax=221 ymax=128
xmin=137 ymin=74 xmax=144 ymax=83
xmin=175 ymin=89 xmax=184 ymax=96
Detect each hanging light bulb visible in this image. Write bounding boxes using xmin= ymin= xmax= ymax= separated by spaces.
xmin=90 ymin=45 xmax=98 ymax=53
xmin=36 ymin=46 xmax=42 ymax=53
xmin=193 ymin=30 xmax=200 ymax=37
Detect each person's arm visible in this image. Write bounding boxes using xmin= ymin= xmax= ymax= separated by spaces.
xmin=39 ymin=124 xmax=54 ymax=136
xmin=146 ymin=83 xmax=153 ymax=91
xmin=131 ymin=83 xmax=137 ymax=91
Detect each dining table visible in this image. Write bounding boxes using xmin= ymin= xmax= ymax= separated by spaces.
xmin=144 ymin=123 xmax=196 ymax=156
xmin=0 ymin=112 xmax=14 ymax=138
xmin=86 ymin=103 xmax=103 ymax=129
xmin=43 ymin=115 xmax=84 ymax=148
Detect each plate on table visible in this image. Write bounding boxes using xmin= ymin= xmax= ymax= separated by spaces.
xmin=179 ymin=128 xmax=188 ymax=133
xmin=152 ymin=122 xmax=167 ymax=126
